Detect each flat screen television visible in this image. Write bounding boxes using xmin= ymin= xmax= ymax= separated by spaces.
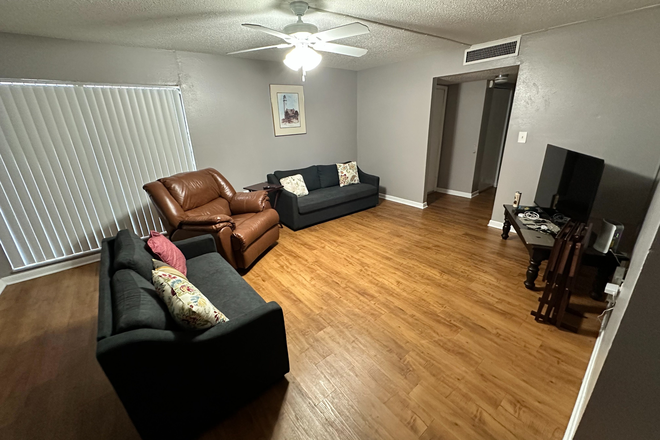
xmin=534 ymin=145 xmax=605 ymax=222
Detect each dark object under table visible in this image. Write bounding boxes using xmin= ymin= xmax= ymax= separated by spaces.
xmin=244 ymin=182 xmax=284 ymax=209
xmin=500 ymin=204 xmax=619 ymax=299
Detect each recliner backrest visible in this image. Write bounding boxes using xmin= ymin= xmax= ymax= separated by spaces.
xmin=160 ymin=168 xmax=236 ymax=211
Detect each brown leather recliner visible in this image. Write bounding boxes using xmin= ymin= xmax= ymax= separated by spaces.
xmin=143 ymin=168 xmax=279 ymax=269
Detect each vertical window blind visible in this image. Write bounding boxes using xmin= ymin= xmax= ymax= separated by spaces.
xmin=0 ymin=81 xmax=196 ymax=271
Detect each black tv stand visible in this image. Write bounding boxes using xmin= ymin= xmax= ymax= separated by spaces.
xmin=501 ymin=204 xmax=619 ymax=298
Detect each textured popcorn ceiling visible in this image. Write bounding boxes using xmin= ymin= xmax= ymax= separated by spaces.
xmin=0 ymin=0 xmax=657 ymax=70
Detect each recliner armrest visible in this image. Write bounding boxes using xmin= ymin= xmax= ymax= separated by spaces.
xmin=178 ymin=214 xmax=235 ymax=232
xmin=230 ymin=191 xmax=269 ymax=214
xmin=181 ymin=214 xmax=235 ymax=226
xmin=174 ymin=235 xmax=217 ymax=259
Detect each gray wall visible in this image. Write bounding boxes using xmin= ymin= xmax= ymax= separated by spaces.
xmin=357 ymin=55 xmax=440 ymax=202
xmin=437 ymin=81 xmax=487 ymax=194
xmin=490 ymin=8 xmax=660 ymax=251
xmin=357 ymin=43 xmax=517 ymax=204
xmin=574 ymin=182 xmax=660 ymax=439
xmin=178 ymin=52 xmax=357 ymax=188
xmin=358 ymin=6 xmax=660 ymax=231
xmin=0 ymin=32 xmax=358 ymax=276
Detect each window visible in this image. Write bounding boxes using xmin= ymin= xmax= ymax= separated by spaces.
xmin=0 ymin=81 xmax=196 ymax=271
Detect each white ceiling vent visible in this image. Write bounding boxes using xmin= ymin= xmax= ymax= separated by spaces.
xmin=464 ymin=36 xmax=521 ymax=65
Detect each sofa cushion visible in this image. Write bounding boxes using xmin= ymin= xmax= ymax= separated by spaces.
xmin=111 ymin=269 xmax=175 ymax=334
xmin=274 ymin=166 xmax=321 ymax=191
xmin=185 ymin=197 xmax=232 ymax=217
xmin=113 ymin=229 xmax=155 ymax=281
xmin=297 ymin=183 xmax=377 ymax=214
xmin=317 ymin=164 xmax=340 ymax=188
xmin=186 ymin=253 xmax=266 ymax=319
xmin=152 ymin=269 xmax=229 ymax=330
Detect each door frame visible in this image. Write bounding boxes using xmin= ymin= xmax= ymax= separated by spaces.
xmin=493 ymin=85 xmax=515 ymax=188
xmin=427 ymin=83 xmax=448 ymax=194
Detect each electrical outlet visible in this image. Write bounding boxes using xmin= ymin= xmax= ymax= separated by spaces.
xmin=518 ymin=132 xmax=528 ymax=143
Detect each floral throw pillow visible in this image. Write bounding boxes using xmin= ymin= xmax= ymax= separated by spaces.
xmin=152 ymin=268 xmax=228 ymax=330
xmin=336 ymin=161 xmax=360 ymax=187
xmin=280 ymin=174 xmax=309 ymax=197
xmin=153 ymin=259 xmax=187 ymax=279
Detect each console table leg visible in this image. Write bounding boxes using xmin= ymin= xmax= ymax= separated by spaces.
xmin=502 ymin=217 xmax=511 ymax=240
xmin=525 ymin=255 xmax=542 ymax=290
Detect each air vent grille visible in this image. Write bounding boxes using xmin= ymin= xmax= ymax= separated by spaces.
xmin=464 ymin=36 xmax=521 ymax=65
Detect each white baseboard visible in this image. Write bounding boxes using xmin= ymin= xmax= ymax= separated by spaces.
xmin=435 ymin=188 xmax=479 ymax=199
xmin=0 ymin=253 xmax=100 ymax=292
xmin=487 ymin=219 xmax=517 ymax=234
xmin=379 ymin=193 xmax=427 ymax=209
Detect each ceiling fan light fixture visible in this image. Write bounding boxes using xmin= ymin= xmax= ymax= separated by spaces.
xmin=291 ymin=31 xmax=313 ymax=40
xmin=232 ymin=2 xmax=369 ymax=81
xmin=283 ymin=46 xmax=322 ymax=72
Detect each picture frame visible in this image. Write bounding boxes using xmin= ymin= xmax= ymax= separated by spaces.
xmin=269 ymin=84 xmax=306 ymax=136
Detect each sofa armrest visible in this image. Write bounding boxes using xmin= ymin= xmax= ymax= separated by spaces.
xmin=96 ymin=301 xmax=289 ymax=439
xmin=275 ymin=189 xmax=300 ymax=229
xmin=267 ymin=174 xmax=280 ymax=185
xmin=230 ymin=191 xmax=269 ymax=214
xmin=358 ymin=167 xmax=380 ymax=189
xmin=97 ymin=239 xmax=115 ymax=341
xmin=173 ymin=235 xmax=217 ymax=259
xmin=96 ymin=301 xmax=289 ymax=377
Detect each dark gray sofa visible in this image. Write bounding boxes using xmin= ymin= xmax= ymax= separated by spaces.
xmin=97 ymin=230 xmax=289 ymax=440
xmin=267 ymin=164 xmax=380 ymax=230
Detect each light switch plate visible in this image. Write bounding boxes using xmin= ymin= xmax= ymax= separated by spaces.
xmin=518 ymin=132 xmax=528 ymax=143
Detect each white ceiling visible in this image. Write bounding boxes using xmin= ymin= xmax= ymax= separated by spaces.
xmin=0 ymin=0 xmax=657 ymax=70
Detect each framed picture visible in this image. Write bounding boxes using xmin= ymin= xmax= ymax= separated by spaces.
xmin=269 ymin=84 xmax=306 ymax=136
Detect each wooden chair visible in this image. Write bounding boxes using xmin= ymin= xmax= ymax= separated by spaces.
xmin=532 ymin=221 xmax=592 ymax=330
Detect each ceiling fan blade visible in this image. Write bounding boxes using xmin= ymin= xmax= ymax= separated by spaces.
xmin=242 ymin=24 xmax=292 ymax=41
xmin=228 ymin=44 xmax=292 ymax=55
xmin=314 ymin=23 xmax=369 ymax=42
xmin=313 ymin=42 xmax=368 ymax=57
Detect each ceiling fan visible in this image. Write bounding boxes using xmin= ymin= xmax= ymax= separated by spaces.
xmin=228 ymin=1 xmax=369 ymax=80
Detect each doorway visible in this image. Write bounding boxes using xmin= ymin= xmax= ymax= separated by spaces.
xmin=424 ymin=66 xmax=518 ymax=211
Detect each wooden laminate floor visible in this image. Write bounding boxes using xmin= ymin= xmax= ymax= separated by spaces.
xmin=0 ymin=190 xmax=602 ymax=440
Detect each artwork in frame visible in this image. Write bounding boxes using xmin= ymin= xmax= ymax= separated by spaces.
xmin=269 ymin=84 xmax=307 ymax=136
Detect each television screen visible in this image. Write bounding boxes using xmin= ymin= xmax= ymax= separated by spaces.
xmin=534 ymin=145 xmax=604 ymax=222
